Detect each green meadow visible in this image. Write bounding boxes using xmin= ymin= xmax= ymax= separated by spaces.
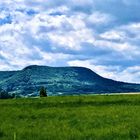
xmin=0 ymin=94 xmax=140 ymax=140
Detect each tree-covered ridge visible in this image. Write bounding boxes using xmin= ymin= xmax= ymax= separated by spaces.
xmin=0 ymin=65 xmax=140 ymax=97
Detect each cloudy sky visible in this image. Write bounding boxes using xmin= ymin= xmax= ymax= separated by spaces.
xmin=0 ymin=0 xmax=140 ymax=83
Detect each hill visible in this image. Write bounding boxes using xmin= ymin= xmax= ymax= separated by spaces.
xmin=0 ymin=65 xmax=140 ymax=97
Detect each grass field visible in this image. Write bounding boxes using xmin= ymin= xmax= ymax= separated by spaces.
xmin=0 ymin=94 xmax=140 ymax=140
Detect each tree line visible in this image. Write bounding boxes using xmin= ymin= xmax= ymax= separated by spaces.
xmin=0 ymin=86 xmax=47 ymax=99
xmin=0 ymin=88 xmax=15 ymax=99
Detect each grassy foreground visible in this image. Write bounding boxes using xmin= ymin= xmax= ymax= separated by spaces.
xmin=0 ymin=94 xmax=140 ymax=140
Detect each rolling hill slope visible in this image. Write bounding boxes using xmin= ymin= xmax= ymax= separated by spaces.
xmin=0 ymin=65 xmax=140 ymax=96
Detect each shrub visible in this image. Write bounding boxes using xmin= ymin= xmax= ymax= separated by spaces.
xmin=0 ymin=89 xmax=14 ymax=99
xmin=39 ymin=86 xmax=47 ymax=97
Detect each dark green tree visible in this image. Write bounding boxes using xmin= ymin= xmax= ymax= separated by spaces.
xmin=0 ymin=88 xmax=14 ymax=99
xmin=39 ymin=86 xmax=47 ymax=97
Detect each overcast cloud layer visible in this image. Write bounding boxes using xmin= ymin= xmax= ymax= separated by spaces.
xmin=0 ymin=0 xmax=140 ymax=83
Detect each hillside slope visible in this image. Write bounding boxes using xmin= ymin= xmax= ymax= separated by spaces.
xmin=0 ymin=65 xmax=140 ymax=96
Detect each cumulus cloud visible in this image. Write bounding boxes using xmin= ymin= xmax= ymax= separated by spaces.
xmin=68 ymin=60 xmax=140 ymax=83
xmin=0 ymin=0 xmax=140 ymax=83
xmin=87 ymin=12 xmax=114 ymax=25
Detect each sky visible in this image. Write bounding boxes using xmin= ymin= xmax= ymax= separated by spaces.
xmin=0 ymin=0 xmax=140 ymax=83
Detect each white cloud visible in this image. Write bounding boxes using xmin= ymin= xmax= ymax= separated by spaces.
xmin=68 ymin=60 xmax=140 ymax=83
xmin=0 ymin=0 xmax=140 ymax=83
xmin=121 ymin=23 xmax=140 ymax=40
xmin=100 ymin=22 xmax=140 ymax=41
xmin=0 ymin=11 xmax=9 ymax=19
xmin=68 ymin=60 xmax=119 ymax=79
xmin=19 ymin=11 xmax=95 ymax=50
xmin=100 ymin=30 xmax=126 ymax=41
xmin=87 ymin=12 xmax=113 ymax=25
xmin=97 ymin=22 xmax=140 ymax=58
xmin=115 ymin=66 xmax=140 ymax=84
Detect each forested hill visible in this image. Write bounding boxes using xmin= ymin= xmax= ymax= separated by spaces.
xmin=0 ymin=65 xmax=140 ymax=97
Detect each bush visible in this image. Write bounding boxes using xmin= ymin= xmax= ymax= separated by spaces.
xmin=0 ymin=89 xmax=14 ymax=99
xmin=39 ymin=86 xmax=47 ymax=97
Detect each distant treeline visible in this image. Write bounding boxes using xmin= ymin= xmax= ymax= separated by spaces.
xmin=0 ymin=88 xmax=15 ymax=99
xmin=0 ymin=86 xmax=47 ymax=99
